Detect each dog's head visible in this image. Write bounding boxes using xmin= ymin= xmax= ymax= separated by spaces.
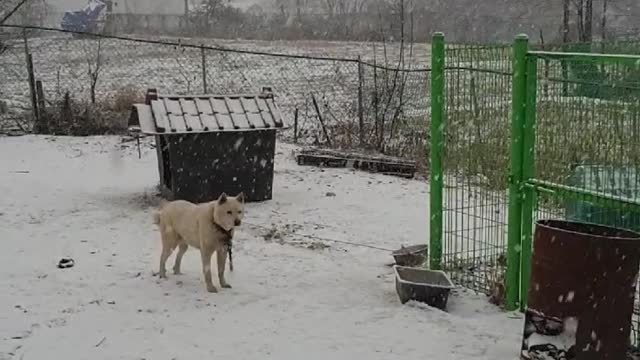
xmin=213 ymin=192 xmax=245 ymax=231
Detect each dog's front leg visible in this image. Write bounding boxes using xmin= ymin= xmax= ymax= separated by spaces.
xmin=217 ymin=249 xmax=232 ymax=288
xmin=200 ymin=247 xmax=217 ymax=293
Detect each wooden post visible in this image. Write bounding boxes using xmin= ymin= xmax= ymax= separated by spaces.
xmin=562 ymin=0 xmax=570 ymax=96
xmin=183 ymin=0 xmax=189 ymax=32
xmin=357 ymin=56 xmax=364 ymax=147
xmin=293 ymin=107 xmax=298 ymax=144
xmin=311 ymin=94 xmax=331 ymax=147
xmin=35 ymin=80 xmax=45 ymax=129
xmin=23 ymin=30 xmax=38 ymax=126
xmin=201 ymin=46 xmax=207 ymax=94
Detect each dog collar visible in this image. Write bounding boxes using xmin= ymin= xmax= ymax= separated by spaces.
xmin=213 ymin=222 xmax=233 ymax=246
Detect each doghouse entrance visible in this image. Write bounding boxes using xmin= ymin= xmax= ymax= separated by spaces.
xmin=155 ymin=135 xmax=173 ymax=195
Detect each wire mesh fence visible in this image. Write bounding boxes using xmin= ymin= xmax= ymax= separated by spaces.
xmin=0 ymin=25 xmax=430 ymax=160
xmin=524 ymin=50 xmax=640 ymax=346
xmin=440 ymin=43 xmax=512 ymax=296
xmin=436 ymin=36 xmax=640 ymax=310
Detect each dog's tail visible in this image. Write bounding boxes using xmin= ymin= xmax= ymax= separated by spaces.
xmin=152 ymin=199 xmax=169 ymax=225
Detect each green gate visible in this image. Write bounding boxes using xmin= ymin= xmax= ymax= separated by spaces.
xmin=430 ymin=33 xmax=640 ymax=330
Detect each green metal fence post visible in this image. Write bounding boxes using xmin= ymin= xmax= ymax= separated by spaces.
xmin=429 ymin=32 xmax=445 ymax=270
xmin=506 ymin=34 xmax=529 ymax=311
xmin=520 ymin=55 xmax=538 ymax=312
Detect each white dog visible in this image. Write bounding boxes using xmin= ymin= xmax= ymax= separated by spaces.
xmin=153 ymin=193 xmax=244 ymax=293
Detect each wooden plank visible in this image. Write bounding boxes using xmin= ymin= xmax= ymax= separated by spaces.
xmin=256 ymin=98 xmax=275 ymax=127
xmin=193 ymin=98 xmax=215 ymax=130
xmin=150 ymin=100 xmax=170 ymax=132
xmin=195 ymin=98 xmax=213 ymax=114
xmin=168 ymin=114 xmax=187 ymax=132
xmin=236 ymin=97 xmax=257 ymax=129
xmin=241 ymin=97 xmax=260 ymax=113
xmin=231 ymin=113 xmax=251 ymax=129
xmin=221 ymin=98 xmax=241 ymax=129
xmin=210 ymin=97 xmax=229 ymax=114
xmin=265 ymin=98 xmax=284 ymax=127
xmin=180 ymin=98 xmax=199 ymax=115
xmin=225 ymin=97 xmax=245 ymax=114
xmin=296 ymin=151 xmax=416 ymax=179
xmin=183 ymin=114 xmax=202 ymax=131
xmin=199 ymin=114 xmax=218 ymax=130
xmin=247 ymin=113 xmax=263 ymax=129
xmin=296 ymin=154 xmax=347 ymax=168
xmin=164 ymin=98 xmax=182 ymax=115
xmin=255 ymin=97 xmax=270 ymax=112
xmin=133 ymin=104 xmax=156 ymax=133
xmin=214 ymin=113 xmax=234 ymax=130
xmin=163 ymin=98 xmax=187 ymax=132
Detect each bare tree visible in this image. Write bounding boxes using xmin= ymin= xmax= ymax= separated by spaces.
xmin=563 ymin=0 xmax=570 ymax=43
xmin=85 ymin=39 xmax=103 ymax=104
xmin=366 ymin=0 xmax=414 ymax=152
xmin=573 ymin=0 xmax=594 ymax=42
xmin=601 ymin=0 xmax=608 ymax=42
xmin=585 ymin=0 xmax=593 ymax=41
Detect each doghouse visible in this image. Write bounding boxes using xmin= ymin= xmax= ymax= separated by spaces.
xmin=129 ymin=88 xmax=285 ymax=202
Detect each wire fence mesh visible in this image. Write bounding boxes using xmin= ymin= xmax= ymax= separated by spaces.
xmin=527 ymin=50 xmax=640 ymax=346
xmin=439 ymin=38 xmax=640 ymax=308
xmin=440 ymin=44 xmax=512 ymax=295
xmin=0 ymin=25 xmax=430 ymax=160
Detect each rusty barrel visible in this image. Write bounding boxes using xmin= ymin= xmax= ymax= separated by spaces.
xmin=521 ymin=220 xmax=640 ymax=360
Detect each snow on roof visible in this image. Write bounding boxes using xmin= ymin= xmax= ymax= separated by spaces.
xmin=130 ymin=89 xmax=285 ymax=134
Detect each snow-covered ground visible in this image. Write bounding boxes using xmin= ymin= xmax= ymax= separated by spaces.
xmin=0 ymin=135 xmax=523 ymax=359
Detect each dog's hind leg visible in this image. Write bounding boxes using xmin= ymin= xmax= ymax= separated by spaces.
xmin=159 ymin=246 xmax=173 ymax=279
xmin=201 ymin=247 xmax=217 ymax=293
xmin=172 ymin=242 xmax=188 ymax=275
xmin=217 ymin=250 xmax=231 ymax=288
xmin=158 ymin=227 xmax=177 ymax=279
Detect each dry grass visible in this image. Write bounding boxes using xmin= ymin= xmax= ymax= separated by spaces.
xmin=35 ymin=92 xmax=129 ymax=136
xmin=110 ymin=86 xmax=144 ymax=113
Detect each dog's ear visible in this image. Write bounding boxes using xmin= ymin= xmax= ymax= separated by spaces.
xmin=218 ymin=192 xmax=228 ymax=204
xmin=236 ymin=192 xmax=245 ymax=203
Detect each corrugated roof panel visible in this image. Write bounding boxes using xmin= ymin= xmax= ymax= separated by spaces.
xmin=150 ymin=100 xmax=170 ymax=132
xmin=231 ymin=113 xmax=251 ymax=129
xmin=199 ymin=114 xmax=218 ymax=130
xmin=247 ymin=113 xmax=265 ymax=128
xmin=255 ymin=98 xmax=275 ymax=128
xmin=226 ymin=97 xmax=245 ymax=114
xmin=261 ymin=112 xmax=275 ymax=128
xmin=180 ymin=98 xmax=199 ymax=116
xmin=164 ymin=98 xmax=182 ymax=115
xmin=184 ymin=114 xmax=203 ymax=131
xmin=265 ymin=98 xmax=284 ymax=127
xmin=135 ymin=93 xmax=285 ymax=134
xmin=195 ymin=98 xmax=213 ymax=115
xmin=215 ymin=113 xmax=234 ymax=129
xmin=132 ymin=104 xmax=156 ymax=133
xmin=168 ymin=114 xmax=187 ymax=132
xmin=211 ymin=98 xmax=229 ymax=114
xmin=241 ymin=97 xmax=260 ymax=113
xmin=255 ymin=97 xmax=270 ymax=113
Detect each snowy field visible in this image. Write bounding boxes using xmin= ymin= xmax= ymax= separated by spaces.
xmin=0 ymin=34 xmax=430 ymax=140
xmin=0 ymin=134 xmax=523 ymax=359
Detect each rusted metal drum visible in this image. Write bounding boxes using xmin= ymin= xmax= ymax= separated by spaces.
xmin=521 ymin=220 xmax=640 ymax=360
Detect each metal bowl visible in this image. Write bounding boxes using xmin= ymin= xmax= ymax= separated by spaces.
xmin=391 ymin=244 xmax=428 ymax=267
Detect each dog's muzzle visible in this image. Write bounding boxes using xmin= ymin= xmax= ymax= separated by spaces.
xmin=234 ymin=219 xmax=242 ymax=226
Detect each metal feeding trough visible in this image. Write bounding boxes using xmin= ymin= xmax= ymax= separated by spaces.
xmin=391 ymin=244 xmax=428 ymax=266
xmin=393 ymin=265 xmax=455 ymax=310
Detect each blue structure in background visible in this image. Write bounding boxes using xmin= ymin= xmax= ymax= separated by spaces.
xmin=60 ymin=0 xmax=107 ymax=34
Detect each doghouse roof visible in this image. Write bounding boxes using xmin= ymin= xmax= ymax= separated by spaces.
xmin=130 ymin=91 xmax=285 ymax=134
